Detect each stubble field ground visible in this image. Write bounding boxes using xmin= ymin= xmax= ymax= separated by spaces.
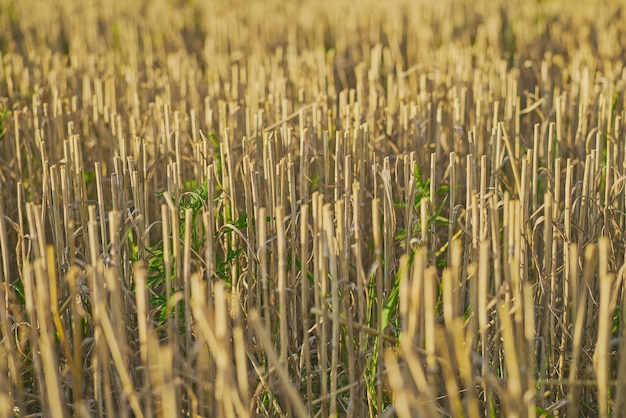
xmin=0 ymin=0 xmax=625 ymax=416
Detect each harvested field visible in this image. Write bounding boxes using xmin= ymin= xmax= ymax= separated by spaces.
xmin=0 ymin=0 xmax=625 ymax=416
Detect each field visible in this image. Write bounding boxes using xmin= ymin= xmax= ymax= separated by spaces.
xmin=0 ymin=0 xmax=625 ymax=416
